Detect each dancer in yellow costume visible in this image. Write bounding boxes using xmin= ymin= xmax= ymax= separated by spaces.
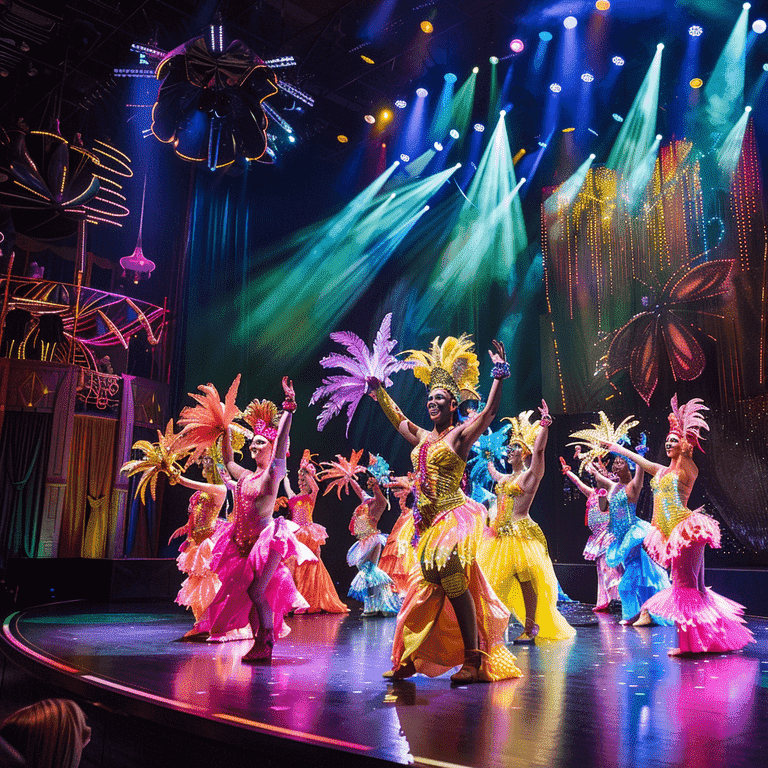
xmin=367 ymin=335 xmax=522 ymax=684
xmin=478 ymin=405 xmax=576 ymax=643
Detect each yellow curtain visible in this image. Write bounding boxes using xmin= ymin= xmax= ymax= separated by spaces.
xmin=58 ymin=416 xmax=117 ymax=558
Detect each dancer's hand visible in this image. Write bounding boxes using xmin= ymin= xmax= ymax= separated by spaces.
xmin=539 ymin=399 xmax=552 ymax=427
xmin=559 ymin=457 xmax=570 ymax=475
xmin=488 ymin=339 xmax=506 ymax=365
xmin=282 ymin=377 xmax=296 ymax=412
xmin=365 ymin=376 xmax=381 ymax=393
xmin=366 ymin=475 xmax=379 ymax=491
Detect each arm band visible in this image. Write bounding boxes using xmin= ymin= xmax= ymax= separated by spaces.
xmin=374 ymin=388 xmax=408 ymax=430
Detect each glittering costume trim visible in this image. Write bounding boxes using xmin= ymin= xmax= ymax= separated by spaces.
xmin=644 ymin=510 xmax=720 ymax=568
xmin=374 ymin=387 xmax=407 ymax=429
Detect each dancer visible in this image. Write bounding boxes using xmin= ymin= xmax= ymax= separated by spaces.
xmin=603 ymin=396 xmax=754 ymax=655
xmin=379 ymin=473 xmax=417 ymax=595
xmin=191 ymin=378 xmax=316 ymax=662
xmin=278 ymin=450 xmax=349 ymax=613
xmin=478 ymin=406 xmax=576 ymax=642
xmin=368 ymin=335 xmax=522 ymax=683
xmin=560 ymin=456 xmax=621 ymax=612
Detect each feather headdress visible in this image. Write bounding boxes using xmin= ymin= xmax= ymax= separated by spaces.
xmin=122 ymin=420 xmax=187 ymax=503
xmin=567 ymin=412 xmax=639 ymax=473
xmin=173 ymin=375 xmax=241 ymax=466
xmin=310 ymin=313 xmax=414 ymax=435
xmin=502 ymin=411 xmax=541 ymax=456
xmin=240 ymin=398 xmax=280 ymax=441
xmin=317 ymin=448 xmax=367 ymax=499
xmin=405 ymin=333 xmax=480 ymax=402
xmin=668 ymin=394 xmax=708 ymax=451
xmin=367 ymin=452 xmax=391 ymax=483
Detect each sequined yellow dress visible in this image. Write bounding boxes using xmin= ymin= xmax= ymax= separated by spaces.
xmin=390 ymin=434 xmax=522 ymax=680
xmin=478 ymin=477 xmax=575 ymax=642
xmin=641 ymin=471 xmax=753 ymax=653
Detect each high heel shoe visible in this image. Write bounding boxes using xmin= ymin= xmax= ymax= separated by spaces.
xmin=450 ymin=650 xmax=482 ymax=684
xmin=514 ymin=618 xmax=540 ymax=643
xmin=242 ymin=627 xmax=274 ymax=663
xmin=382 ymin=658 xmax=417 ymax=680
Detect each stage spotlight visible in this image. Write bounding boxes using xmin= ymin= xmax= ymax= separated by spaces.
xmin=657 ymin=43 xmax=664 ymax=49
xmin=421 ymin=21 xmax=433 ymax=34
xmin=595 ymin=0 xmax=610 ymax=9
xmin=655 ymin=134 xmax=662 ymax=141
xmin=745 ymin=105 xmax=752 ymax=112
xmin=473 ymin=123 xmax=485 ymax=132
xmin=489 ymin=56 xmax=499 ymax=64
xmin=400 ymin=153 xmax=410 ymax=162
xmin=395 ymin=99 xmax=407 ymax=109
xmin=472 ymin=66 xmax=479 ymax=73
xmin=743 ymin=3 xmax=751 ymax=9
xmin=361 ymin=55 xmax=375 ymax=64
xmin=337 ymin=135 xmax=348 ymax=143
xmin=562 ymin=127 xmax=575 ymax=133
xmin=689 ymin=78 xmax=703 ymax=89
xmin=581 ymin=72 xmax=594 ymax=82
xmin=416 ymin=87 xmax=428 ymax=97
xmin=612 ymin=113 xmax=624 ymax=122
xmin=510 ymin=39 xmax=525 ymax=53
xmin=753 ymin=20 xmax=766 ymax=34
xmin=288 ymin=136 xmax=296 ymax=143
xmin=449 ymin=129 xmax=460 ymax=139
xmin=434 ymin=141 xmax=443 ymax=151
xmin=688 ymin=25 xmax=703 ymax=37
xmin=444 ymin=72 xmax=458 ymax=83
xmin=564 ymin=16 xmax=577 ymax=29
xmin=364 ymin=114 xmax=375 ymax=124
xmin=379 ymin=109 xmax=392 ymax=123
xmin=764 ymin=63 xmax=768 ymax=71
xmin=549 ymin=83 xmax=562 ymax=92
xmin=539 ymin=31 xmax=553 ymax=41
xmin=500 ymin=109 xmax=507 ymax=116
xmin=589 ymin=153 xmax=596 ymax=159
xmin=612 ymin=55 xmax=624 ymax=66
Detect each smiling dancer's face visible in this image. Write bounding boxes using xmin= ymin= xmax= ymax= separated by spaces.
xmin=427 ymin=388 xmax=455 ymax=427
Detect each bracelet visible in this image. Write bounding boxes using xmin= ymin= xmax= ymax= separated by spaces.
xmin=540 ymin=414 xmax=552 ymax=427
xmin=282 ymin=399 xmax=297 ymax=413
xmin=490 ymin=361 xmax=510 ymax=379
xmin=596 ymin=488 xmax=607 ymax=497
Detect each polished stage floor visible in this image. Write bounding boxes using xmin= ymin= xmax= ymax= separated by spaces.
xmin=3 ymin=601 xmax=768 ymax=768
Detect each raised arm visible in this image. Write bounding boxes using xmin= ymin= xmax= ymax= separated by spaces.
xmin=454 ymin=340 xmax=507 ymax=452
xmin=282 ymin=470 xmax=296 ymax=499
xmin=269 ymin=377 xmax=294 ymax=475
xmin=367 ymin=378 xmax=423 ymax=446
xmin=586 ymin=461 xmax=613 ymax=491
xmin=560 ymin=457 xmax=593 ymax=498
xmin=487 ymin=460 xmax=505 ymax=484
xmin=221 ymin=426 xmax=246 ymax=480
xmin=527 ymin=400 xmax=551 ymax=482
xmin=350 ymin=477 xmax=366 ymax=502
xmin=624 ymin=459 xmax=645 ymax=503
xmin=603 ymin=441 xmax=662 ymax=476
xmin=366 ymin=476 xmax=388 ymax=524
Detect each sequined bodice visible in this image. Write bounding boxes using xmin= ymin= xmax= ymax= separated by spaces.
xmin=584 ymin=490 xmax=606 ymax=532
xmin=607 ymin=487 xmax=635 ymax=541
xmin=188 ymin=490 xmax=220 ymax=544
xmin=650 ymin=471 xmax=691 ymax=538
xmin=492 ymin=477 xmax=524 ymax=533
xmin=232 ymin=469 xmax=269 ymax=556
xmin=410 ymin=433 xmax=466 ymax=529
xmin=351 ymin=500 xmax=378 ymax=540
xmin=288 ymin=494 xmax=314 ymax=526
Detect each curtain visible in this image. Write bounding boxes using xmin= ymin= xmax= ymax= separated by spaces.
xmin=0 ymin=411 xmax=52 ymax=567
xmin=58 ymin=415 xmax=117 ymax=558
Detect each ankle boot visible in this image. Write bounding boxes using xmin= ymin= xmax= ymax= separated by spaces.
xmin=450 ymin=649 xmax=482 ymax=684
xmin=243 ymin=627 xmax=274 ymax=663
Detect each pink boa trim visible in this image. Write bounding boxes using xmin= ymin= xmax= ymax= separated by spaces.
xmin=644 ymin=510 xmax=720 ymax=568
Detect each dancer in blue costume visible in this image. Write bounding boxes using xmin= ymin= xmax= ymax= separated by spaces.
xmin=592 ymin=455 xmax=672 ymax=626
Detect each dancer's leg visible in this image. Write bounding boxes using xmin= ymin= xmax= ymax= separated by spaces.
xmin=243 ymin=549 xmax=282 ymax=661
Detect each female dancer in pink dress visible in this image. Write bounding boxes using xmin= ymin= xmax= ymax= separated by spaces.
xmin=378 ymin=473 xmax=417 ymax=595
xmin=193 ymin=378 xmax=316 ymax=662
xmin=368 ymin=335 xmax=522 ymax=684
xmin=604 ymin=396 xmax=754 ymax=655
xmin=278 ymin=451 xmax=349 ymax=613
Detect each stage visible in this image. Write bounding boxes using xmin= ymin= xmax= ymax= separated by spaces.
xmin=2 ymin=601 xmax=768 ymax=768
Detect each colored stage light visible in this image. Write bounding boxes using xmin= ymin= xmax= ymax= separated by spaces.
xmin=745 ymin=105 xmax=752 ymax=112
xmin=612 ymin=55 xmax=624 ymax=66
xmin=364 ymin=114 xmax=376 ymax=124
xmin=764 ymin=63 xmax=768 ymax=71
xmin=500 ymin=109 xmax=507 ymax=116
xmin=395 ymin=100 xmax=407 ymax=109
xmin=688 ymin=26 xmax=703 ymax=37
xmin=657 ymin=43 xmax=664 ymax=49
xmin=474 ymin=123 xmax=485 ymax=132
xmin=564 ymin=16 xmax=577 ymax=29
xmin=421 ymin=21 xmax=433 ymax=34
xmin=472 ymin=66 xmax=479 ymax=73
xmin=288 ymin=136 xmax=296 ymax=143
xmin=449 ymin=129 xmax=460 ymax=139
xmin=612 ymin=113 xmax=623 ymax=122
xmin=539 ymin=31 xmax=553 ymax=41
xmin=743 ymin=3 xmax=751 ymax=9
xmin=379 ymin=110 xmax=392 ymax=122
xmin=510 ymin=39 xmax=525 ymax=53
xmin=549 ymin=83 xmax=562 ymax=92
xmin=753 ymin=20 xmax=767 ymax=34
xmin=489 ymin=56 xmax=499 ymax=64
xmin=434 ymin=141 xmax=443 ymax=151
xmin=400 ymin=153 xmax=410 ymax=162
xmin=595 ymin=0 xmax=610 ymax=9
xmin=589 ymin=153 xmax=596 ymax=159
xmin=689 ymin=78 xmax=703 ymax=89
xmin=416 ymin=87 xmax=428 ymax=97
xmin=562 ymin=127 xmax=575 ymax=132
xmin=361 ymin=55 xmax=375 ymax=64
xmin=337 ymin=135 xmax=348 ymax=143
xmin=444 ymin=72 xmax=458 ymax=83
xmin=581 ymin=72 xmax=594 ymax=82
xmin=655 ymin=134 xmax=662 ymax=141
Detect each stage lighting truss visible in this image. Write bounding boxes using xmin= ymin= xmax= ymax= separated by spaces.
xmin=277 ymin=80 xmax=314 ymax=106
xmin=113 ymin=68 xmax=156 ymax=78
xmin=263 ymin=103 xmax=294 ymax=133
xmin=265 ymin=56 xmax=296 ymax=68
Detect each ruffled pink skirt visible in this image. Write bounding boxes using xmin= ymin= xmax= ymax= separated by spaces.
xmin=195 ymin=517 xmax=315 ymax=641
xmin=643 ymin=510 xmax=720 ymax=569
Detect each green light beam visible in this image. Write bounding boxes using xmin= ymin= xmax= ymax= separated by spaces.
xmin=544 ymin=153 xmax=596 ymax=215
xmin=450 ymin=71 xmax=478 ymax=140
xmin=717 ymin=106 xmax=752 ymax=176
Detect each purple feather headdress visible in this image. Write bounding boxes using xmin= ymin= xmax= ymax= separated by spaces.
xmin=310 ymin=313 xmax=414 ymax=435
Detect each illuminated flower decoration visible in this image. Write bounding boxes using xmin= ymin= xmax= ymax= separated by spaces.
xmin=606 ymin=260 xmax=734 ymax=404
xmin=310 ymin=313 xmax=414 ymax=435
xmin=317 ymin=449 xmax=367 ymax=499
xmin=151 ymin=32 xmax=278 ymax=169
xmin=121 ymin=420 xmax=187 ymax=503
xmin=367 ymin=452 xmax=391 ymax=483
xmin=0 ymin=128 xmax=131 ymax=240
xmin=173 ymin=375 xmax=241 ymax=466
xmin=568 ymin=412 xmax=639 ymax=473
xmin=467 ymin=425 xmax=511 ymax=491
